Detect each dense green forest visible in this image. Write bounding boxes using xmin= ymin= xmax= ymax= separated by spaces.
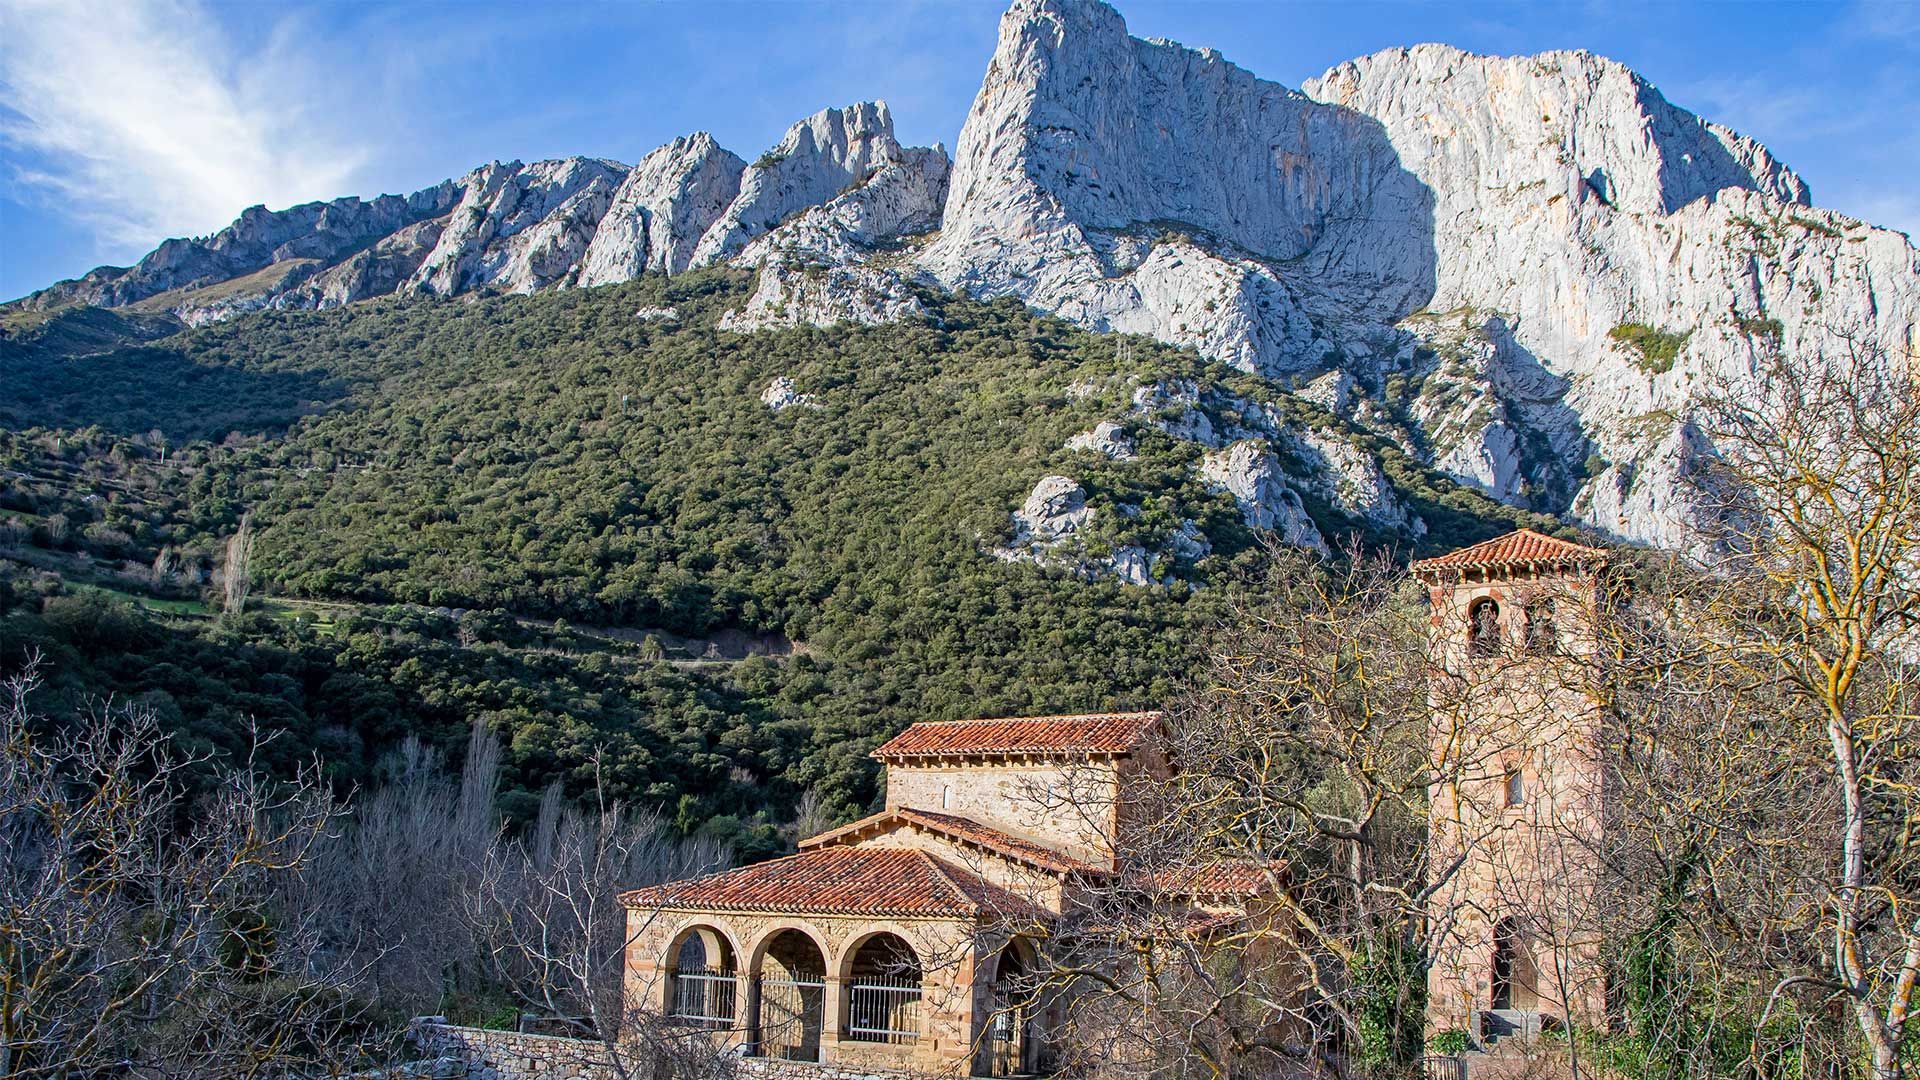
xmin=0 ymin=271 xmax=1537 ymax=841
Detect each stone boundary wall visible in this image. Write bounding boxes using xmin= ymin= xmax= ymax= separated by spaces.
xmin=411 ymin=1022 xmax=946 ymax=1080
xmin=411 ymin=1023 xmax=615 ymax=1080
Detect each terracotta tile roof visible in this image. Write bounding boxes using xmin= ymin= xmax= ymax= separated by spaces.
xmin=873 ymin=712 xmax=1160 ymax=761
xmin=1145 ymin=860 xmax=1287 ymax=897
xmin=620 ymin=847 xmax=1038 ymax=919
xmin=1409 ymin=528 xmax=1609 ymax=575
xmin=800 ymin=807 xmax=1100 ymax=875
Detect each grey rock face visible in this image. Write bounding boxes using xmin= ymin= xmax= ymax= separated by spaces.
xmin=14 ymin=184 xmax=459 ymax=311
xmin=408 ymin=158 xmax=626 ymax=296
xmin=912 ymin=0 xmax=1920 ymax=548
xmin=1015 ymin=475 xmax=1094 ymax=540
xmin=759 ymin=377 xmax=821 ymax=411
xmin=1064 ymin=421 xmax=1137 ymax=460
xmin=919 ymin=0 xmax=1434 ymax=374
xmin=577 ymin=133 xmax=747 ymax=284
xmin=690 ymin=102 xmax=910 ymax=268
xmin=1199 ymin=441 xmax=1328 ymax=552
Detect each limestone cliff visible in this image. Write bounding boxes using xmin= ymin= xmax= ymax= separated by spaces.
xmin=10 ymin=0 xmax=1919 ymax=553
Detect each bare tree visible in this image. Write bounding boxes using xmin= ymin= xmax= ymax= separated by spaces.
xmin=467 ymin=768 xmax=729 ymax=1032
xmin=0 ymin=655 xmax=371 ymax=1078
xmin=1691 ymin=341 xmax=1920 ymax=1080
xmin=222 ymin=511 xmax=254 ymax=616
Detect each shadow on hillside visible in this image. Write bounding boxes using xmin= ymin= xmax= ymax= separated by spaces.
xmin=0 ymin=342 xmax=346 ymax=441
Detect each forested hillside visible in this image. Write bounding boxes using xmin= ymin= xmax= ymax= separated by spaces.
xmin=0 ymin=271 xmax=1537 ymax=841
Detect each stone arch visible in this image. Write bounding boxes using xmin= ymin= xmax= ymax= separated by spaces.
xmin=662 ymin=919 xmax=743 ymax=1026
xmin=750 ymin=925 xmax=829 ymax=1062
xmin=667 ymin=918 xmax=743 ymax=974
xmin=984 ymin=937 xmax=1043 ymax=1076
xmin=746 ymin=920 xmax=834 ymax=978
xmin=840 ymin=929 xmax=926 ymax=1045
xmin=836 ymin=927 xmax=925 ymax=980
xmin=1468 ymin=596 xmax=1502 ymax=657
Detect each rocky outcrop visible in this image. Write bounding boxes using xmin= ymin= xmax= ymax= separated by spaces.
xmin=689 ymin=103 xmax=913 ymax=268
xmin=760 ymin=377 xmax=820 ymax=411
xmin=1064 ymin=421 xmax=1136 ymax=460
xmin=9 ymin=106 xmax=947 ymax=331
xmin=1199 ymin=442 xmax=1328 ymax=552
xmin=1293 ymin=430 xmax=1421 ymax=535
xmin=408 ymin=158 xmax=625 ymax=296
xmin=919 ymin=0 xmax=1433 ymax=375
xmin=1013 ymin=475 xmax=1094 ymax=541
xmin=14 ymin=185 xmax=459 ymax=312
xmin=715 ymin=124 xmax=949 ymax=331
xmin=577 ymin=134 xmax=746 ymax=284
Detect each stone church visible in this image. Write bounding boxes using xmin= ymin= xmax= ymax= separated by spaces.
xmin=619 ymin=528 xmax=1614 ymax=1072
xmin=620 ymin=709 xmax=1280 ymax=1075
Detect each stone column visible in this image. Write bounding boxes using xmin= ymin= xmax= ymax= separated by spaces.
xmin=735 ymin=974 xmax=757 ymax=1056
xmin=821 ymin=974 xmax=846 ymax=1062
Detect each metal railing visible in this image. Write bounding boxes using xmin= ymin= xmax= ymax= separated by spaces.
xmin=844 ymin=975 xmax=923 ymax=1044
xmin=1422 ymin=1055 xmax=1468 ymax=1080
xmin=667 ymin=967 xmax=737 ymax=1028
xmin=757 ymin=976 xmax=826 ymax=1061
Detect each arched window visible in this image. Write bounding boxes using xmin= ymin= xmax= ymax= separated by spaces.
xmin=941 ymin=784 xmax=954 ymax=810
xmin=1525 ymin=599 xmax=1558 ymax=655
xmin=1468 ymin=597 xmax=1502 ymax=657
xmin=844 ymin=933 xmax=923 ymax=1044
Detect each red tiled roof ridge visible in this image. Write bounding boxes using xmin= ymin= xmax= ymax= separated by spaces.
xmin=619 ymin=846 xmax=1039 ymax=919
xmin=799 ymin=807 xmax=1099 ymax=875
xmin=1409 ymin=528 xmax=1609 ymax=574
xmin=873 ymin=711 xmax=1161 ymax=760
xmin=1145 ymin=858 xmax=1288 ymax=897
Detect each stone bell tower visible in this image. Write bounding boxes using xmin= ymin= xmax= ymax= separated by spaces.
xmin=1412 ymin=529 xmax=1612 ymax=1044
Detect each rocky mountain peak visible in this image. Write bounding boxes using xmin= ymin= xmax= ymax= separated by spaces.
xmin=7 ymin=0 xmax=1916 ymax=556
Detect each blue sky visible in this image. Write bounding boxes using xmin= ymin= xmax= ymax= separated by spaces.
xmin=1 ymin=0 xmax=1915 ymax=302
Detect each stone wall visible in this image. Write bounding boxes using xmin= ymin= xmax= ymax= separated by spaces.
xmin=886 ymin=759 xmax=1119 ymax=866
xmin=412 ymin=1022 xmax=946 ymax=1080
xmin=411 ymin=1023 xmax=615 ymax=1080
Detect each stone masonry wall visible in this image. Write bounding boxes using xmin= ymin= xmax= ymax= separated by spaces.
xmin=411 ymin=1023 xmax=615 ymax=1080
xmin=886 ymin=760 xmax=1119 ymax=866
xmin=413 ymin=1022 xmax=946 ymax=1080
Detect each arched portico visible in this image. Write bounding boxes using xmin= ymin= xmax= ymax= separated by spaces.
xmin=838 ymin=930 xmax=925 ymax=1045
xmin=751 ymin=926 xmax=831 ymax=1062
xmin=663 ymin=920 xmax=742 ymax=1029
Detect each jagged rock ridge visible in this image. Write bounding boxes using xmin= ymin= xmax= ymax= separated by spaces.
xmin=9 ymin=0 xmax=1918 ymax=552
xmin=11 ymin=103 xmax=950 ymax=331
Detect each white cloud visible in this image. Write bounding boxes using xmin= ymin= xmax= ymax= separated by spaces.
xmin=0 ymin=0 xmax=371 ymax=261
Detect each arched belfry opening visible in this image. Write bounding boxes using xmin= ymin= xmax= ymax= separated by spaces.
xmin=1467 ymin=596 xmax=1502 ymax=657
